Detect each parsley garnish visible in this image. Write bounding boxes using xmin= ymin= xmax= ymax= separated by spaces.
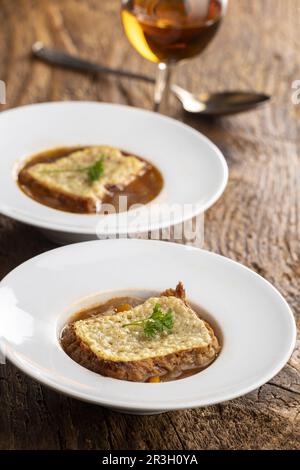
xmin=123 ymin=303 xmax=174 ymax=338
xmin=42 ymin=157 xmax=104 ymax=183
xmin=87 ymin=159 xmax=104 ymax=182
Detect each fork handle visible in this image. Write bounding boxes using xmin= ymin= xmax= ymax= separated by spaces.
xmin=32 ymin=42 xmax=155 ymax=84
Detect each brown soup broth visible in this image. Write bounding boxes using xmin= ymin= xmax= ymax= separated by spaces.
xmin=61 ymin=296 xmax=219 ymax=382
xmin=18 ymin=147 xmax=164 ymax=214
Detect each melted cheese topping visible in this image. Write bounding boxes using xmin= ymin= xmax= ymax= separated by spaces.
xmin=26 ymin=146 xmax=146 ymax=201
xmin=74 ymin=296 xmax=212 ymax=361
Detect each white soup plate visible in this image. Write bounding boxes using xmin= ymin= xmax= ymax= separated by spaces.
xmin=0 ymin=101 xmax=227 ymax=243
xmin=0 ymin=239 xmax=296 ymax=414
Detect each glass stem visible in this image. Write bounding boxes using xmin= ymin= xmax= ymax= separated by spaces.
xmin=153 ymin=62 xmax=173 ymax=113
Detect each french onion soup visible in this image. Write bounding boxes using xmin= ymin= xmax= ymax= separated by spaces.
xmin=17 ymin=145 xmax=163 ymax=214
xmin=61 ymin=283 xmax=220 ymax=383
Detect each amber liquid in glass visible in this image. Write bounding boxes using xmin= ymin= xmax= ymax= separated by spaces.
xmin=121 ymin=0 xmax=223 ymax=63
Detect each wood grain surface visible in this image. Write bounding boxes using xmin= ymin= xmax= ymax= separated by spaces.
xmin=0 ymin=0 xmax=299 ymax=450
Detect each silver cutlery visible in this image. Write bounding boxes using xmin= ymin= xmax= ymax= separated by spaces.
xmin=32 ymin=42 xmax=270 ymax=116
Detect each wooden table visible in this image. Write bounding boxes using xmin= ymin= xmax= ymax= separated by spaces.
xmin=0 ymin=0 xmax=299 ymax=450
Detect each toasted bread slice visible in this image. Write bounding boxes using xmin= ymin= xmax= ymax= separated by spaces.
xmin=62 ymin=284 xmax=220 ymax=382
xmin=19 ymin=146 xmax=146 ymax=213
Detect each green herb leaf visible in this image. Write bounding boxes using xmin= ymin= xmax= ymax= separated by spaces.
xmin=151 ymin=303 xmax=165 ymax=322
xmin=123 ymin=303 xmax=174 ymax=339
xmin=161 ymin=309 xmax=174 ymax=330
xmin=144 ymin=321 xmax=160 ymax=338
xmin=87 ymin=158 xmax=104 ymax=182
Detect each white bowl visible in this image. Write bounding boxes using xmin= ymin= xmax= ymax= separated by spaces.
xmin=0 ymin=239 xmax=295 ymax=414
xmin=0 ymin=102 xmax=228 ymax=243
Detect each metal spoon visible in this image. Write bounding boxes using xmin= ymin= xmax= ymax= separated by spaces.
xmin=32 ymin=42 xmax=270 ymax=116
xmin=171 ymin=84 xmax=270 ymax=115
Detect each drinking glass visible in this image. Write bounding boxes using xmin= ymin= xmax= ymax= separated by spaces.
xmin=121 ymin=0 xmax=228 ymax=111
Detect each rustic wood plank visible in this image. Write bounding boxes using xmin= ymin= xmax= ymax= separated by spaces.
xmin=0 ymin=0 xmax=299 ymax=450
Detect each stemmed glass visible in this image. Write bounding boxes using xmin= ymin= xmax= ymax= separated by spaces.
xmin=121 ymin=0 xmax=228 ymax=112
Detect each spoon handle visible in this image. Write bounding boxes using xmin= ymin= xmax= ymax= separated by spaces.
xmin=32 ymin=42 xmax=155 ymax=84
